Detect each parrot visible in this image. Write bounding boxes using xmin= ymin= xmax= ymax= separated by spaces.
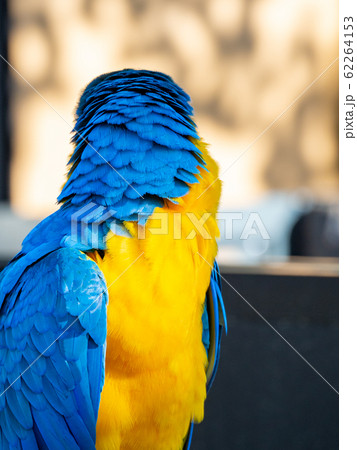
xmin=0 ymin=69 xmax=226 ymax=449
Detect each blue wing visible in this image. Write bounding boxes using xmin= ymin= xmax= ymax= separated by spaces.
xmin=0 ymin=248 xmax=108 ymax=449
xmin=184 ymin=260 xmax=227 ymax=450
xmin=205 ymin=260 xmax=227 ymax=392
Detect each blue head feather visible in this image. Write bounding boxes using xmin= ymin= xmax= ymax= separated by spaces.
xmin=58 ymin=69 xmax=203 ymax=221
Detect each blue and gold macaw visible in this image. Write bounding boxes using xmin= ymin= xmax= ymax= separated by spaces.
xmin=0 ymin=70 xmax=226 ymax=449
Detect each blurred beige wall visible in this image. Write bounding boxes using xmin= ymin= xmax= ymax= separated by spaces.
xmin=8 ymin=0 xmax=338 ymax=219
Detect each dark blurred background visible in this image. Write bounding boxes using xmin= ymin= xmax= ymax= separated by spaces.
xmin=0 ymin=1 xmax=338 ymax=449
xmin=193 ymin=272 xmax=338 ymax=450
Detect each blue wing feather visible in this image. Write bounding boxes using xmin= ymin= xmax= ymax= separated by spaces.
xmin=0 ymin=248 xmax=108 ymax=449
xmin=203 ymin=260 xmax=226 ymax=392
xmin=186 ymin=260 xmax=226 ymax=449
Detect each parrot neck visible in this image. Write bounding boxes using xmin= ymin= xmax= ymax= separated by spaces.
xmin=21 ymin=141 xmax=220 ymax=258
xmin=166 ymin=140 xmax=221 ymax=215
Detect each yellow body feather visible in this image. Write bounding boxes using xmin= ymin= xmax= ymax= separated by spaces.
xmin=90 ymin=141 xmax=221 ymax=449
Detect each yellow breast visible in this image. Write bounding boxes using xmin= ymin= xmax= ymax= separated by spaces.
xmin=91 ymin=141 xmax=221 ymax=449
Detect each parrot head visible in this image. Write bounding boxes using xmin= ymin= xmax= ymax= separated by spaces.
xmin=57 ymin=69 xmax=207 ymax=224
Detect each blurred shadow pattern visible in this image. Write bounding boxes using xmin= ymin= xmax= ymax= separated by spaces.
xmin=7 ymin=0 xmax=338 ymax=225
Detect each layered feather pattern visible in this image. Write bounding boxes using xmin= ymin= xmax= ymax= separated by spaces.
xmin=58 ymin=70 xmax=204 ymax=221
xmin=0 ymin=249 xmax=108 ymax=449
